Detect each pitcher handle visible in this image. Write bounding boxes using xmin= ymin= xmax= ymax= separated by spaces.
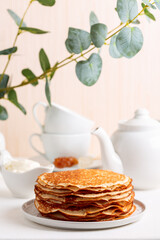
xmin=33 ymin=102 xmax=47 ymax=130
xmin=29 ymin=133 xmax=45 ymax=158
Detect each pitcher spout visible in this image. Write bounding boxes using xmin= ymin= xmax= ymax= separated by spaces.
xmin=92 ymin=127 xmax=123 ymax=173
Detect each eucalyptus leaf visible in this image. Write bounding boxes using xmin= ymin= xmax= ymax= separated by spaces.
xmin=22 ymin=69 xmax=38 ymax=86
xmin=0 ymin=47 xmax=17 ymax=56
xmin=132 ymin=19 xmax=140 ymax=24
xmin=39 ymin=49 xmax=51 ymax=72
xmin=76 ymin=53 xmax=102 ymax=86
xmin=90 ymin=23 xmax=108 ymax=48
xmin=20 ymin=27 xmax=48 ymax=34
xmin=155 ymin=0 xmax=160 ymax=10
xmin=0 ymin=106 xmax=8 ymax=120
xmin=65 ymin=39 xmax=73 ymax=53
xmin=117 ymin=0 xmax=138 ymax=23
xmin=109 ymin=35 xmax=122 ymax=58
xmin=7 ymin=9 xmax=26 ymax=27
xmin=144 ymin=9 xmax=156 ymax=21
xmin=37 ymin=0 xmax=55 ymax=6
xmin=149 ymin=4 xmax=157 ymax=9
xmin=142 ymin=3 xmax=156 ymax=21
xmin=142 ymin=1 xmax=156 ymax=9
xmin=50 ymin=62 xmax=58 ymax=80
xmin=45 ymin=77 xmax=51 ymax=106
xmin=89 ymin=11 xmax=99 ymax=27
xmin=0 ymin=74 xmax=9 ymax=98
xmin=65 ymin=28 xmax=91 ymax=54
xmin=8 ymin=89 xmax=26 ymax=114
xmin=116 ymin=27 xmax=143 ymax=58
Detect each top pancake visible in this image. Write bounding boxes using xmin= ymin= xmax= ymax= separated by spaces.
xmin=37 ymin=169 xmax=131 ymax=189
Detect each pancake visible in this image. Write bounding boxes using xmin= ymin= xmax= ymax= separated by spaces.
xmin=35 ymin=193 xmax=135 ymax=213
xmin=35 ymin=188 xmax=133 ymax=203
xmin=35 ymin=191 xmax=135 ymax=206
xmin=34 ymin=199 xmax=133 ymax=216
xmin=44 ymin=205 xmax=136 ymax=222
xmin=37 ymin=169 xmax=131 ymax=189
xmin=35 ymin=183 xmax=133 ymax=197
xmin=34 ymin=169 xmax=136 ymax=222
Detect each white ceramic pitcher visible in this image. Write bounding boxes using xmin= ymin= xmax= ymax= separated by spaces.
xmin=0 ymin=132 xmax=12 ymax=168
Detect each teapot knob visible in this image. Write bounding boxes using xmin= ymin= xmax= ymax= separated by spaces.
xmin=135 ymin=108 xmax=149 ymax=119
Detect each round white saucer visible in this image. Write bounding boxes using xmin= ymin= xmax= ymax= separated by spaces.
xmin=30 ymin=155 xmax=102 ymax=172
xmin=22 ymin=199 xmax=145 ymax=230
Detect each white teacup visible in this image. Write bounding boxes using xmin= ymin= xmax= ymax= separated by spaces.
xmin=29 ymin=132 xmax=91 ymax=161
xmin=33 ymin=102 xmax=94 ymax=134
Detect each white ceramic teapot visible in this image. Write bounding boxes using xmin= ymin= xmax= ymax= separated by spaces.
xmin=92 ymin=108 xmax=160 ymax=190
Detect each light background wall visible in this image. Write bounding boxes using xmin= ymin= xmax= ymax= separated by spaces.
xmin=0 ymin=0 xmax=160 ymax=158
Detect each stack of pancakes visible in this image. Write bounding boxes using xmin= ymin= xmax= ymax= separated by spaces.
xmin=34 ymin=169 xmax=136 ymax=222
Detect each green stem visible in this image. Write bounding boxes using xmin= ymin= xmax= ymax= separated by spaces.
xmin=58 ymin=53 xmax=75 ymax=65
xmin=0 ymin=0 xmax=32 ymax=83
xmin=108 ymin=22 xmax=123 ymax=35
xmin=0 ymin=4 xmax=150 ymax=93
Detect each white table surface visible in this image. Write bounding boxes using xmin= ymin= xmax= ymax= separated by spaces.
xmin=0 ymin=173 xmax=160 ymax=240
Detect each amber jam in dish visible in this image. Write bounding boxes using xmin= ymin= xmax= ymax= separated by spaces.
xmin=54 ymin=157 xmax=78 ymax=168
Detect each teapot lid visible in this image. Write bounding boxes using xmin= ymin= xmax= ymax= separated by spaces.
xmin=119 ymin=108 xmax=160 ymax=131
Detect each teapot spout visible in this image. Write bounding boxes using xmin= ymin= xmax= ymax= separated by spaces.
xmin=92 ymin=127 xmax=123 ymax=173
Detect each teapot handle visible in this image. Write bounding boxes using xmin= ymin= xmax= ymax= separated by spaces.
xmin=33 ymin=102 xmax=47 ymax=131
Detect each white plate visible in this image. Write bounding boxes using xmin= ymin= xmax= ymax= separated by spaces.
xmin=22 ymin=199 xmax=145 ymax=230
xmin=31 ymin=155 xmax=102 ymax=172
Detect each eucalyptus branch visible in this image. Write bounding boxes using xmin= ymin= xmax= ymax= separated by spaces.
xmin=47 ymin=5 xmax=148 ymax=70
xmin=60 ymin=23 xmax=124 ymax=65
xmin=0 ymin=0 xmax=33 ymax=83
xmin=0 ymin=0 xmax=154 ymax=96
xmin=0 ymin=1 xmax=155 ymax=94
xmin=55 ymin=4 xmax=149 ymax=70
